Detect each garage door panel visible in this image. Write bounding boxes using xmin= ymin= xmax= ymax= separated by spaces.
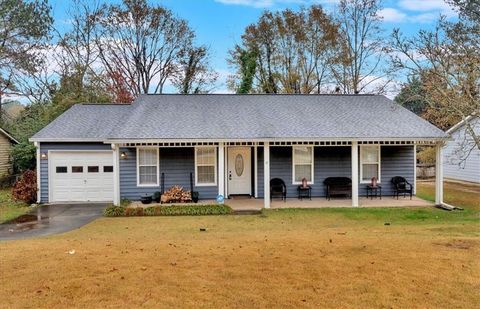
xmin=50 ymin=151 xmax=114 ymax=203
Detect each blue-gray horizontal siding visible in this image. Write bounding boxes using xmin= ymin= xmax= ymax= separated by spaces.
xmin=119 ymin=147 xmax=218 ymax=201
xmin=256 ymin=145 xmax=414 ymax=198
xmin=39 ymin=142 xmax=112 ymax=203
xmin=369 ymin=146 xmax=415 ymax=196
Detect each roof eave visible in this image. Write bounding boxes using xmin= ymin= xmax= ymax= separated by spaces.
xmin=0 ymin=128 xmax=19 ymax=144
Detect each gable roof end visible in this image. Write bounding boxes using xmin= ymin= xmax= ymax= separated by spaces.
xmin=446 ymin=114 xmax=479 ymax=134
xmin=0 ymin=128 xmax=19 ymax=144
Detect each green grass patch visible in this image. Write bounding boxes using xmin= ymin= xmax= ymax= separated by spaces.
xmin=0 ymin=188 xmax=31 ymax=223
xmin=262 ymin=204 xmax=479 ymax=226
xmin=104 ymin=204 xmax=232 ymax=217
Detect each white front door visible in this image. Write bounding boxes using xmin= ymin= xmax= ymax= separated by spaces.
xmin=227 ymin=147 xmax=251 ymax=195
xmin=49 ymin=151 xmax=114 ymax=202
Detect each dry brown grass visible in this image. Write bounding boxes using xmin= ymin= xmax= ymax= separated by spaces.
xmin=1 ymin=217 xmax=478 ymax=308
xmin=1 ymin=182 xmax=479 ymax=308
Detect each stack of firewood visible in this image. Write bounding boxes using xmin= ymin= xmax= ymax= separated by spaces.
xmin=161 ymin=185 xmax=192 ymax=203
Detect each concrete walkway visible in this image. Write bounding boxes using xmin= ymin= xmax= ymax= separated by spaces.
xmin=0 ymin=204 xmax=106 ymax=241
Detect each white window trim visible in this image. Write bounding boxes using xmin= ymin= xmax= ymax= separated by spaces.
xmin=195 ymin=146 xmax=217 ymax=187
xmin=136 ymin=147 xmax=160 ymax=187
xmin=292 ymin=146 xmax=315 ymax=185
xmin=360 ymin=145 xmax=381 ymax=184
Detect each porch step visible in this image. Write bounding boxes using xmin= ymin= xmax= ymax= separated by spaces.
xmin=232 ymin=209 xmax=262 ymax=215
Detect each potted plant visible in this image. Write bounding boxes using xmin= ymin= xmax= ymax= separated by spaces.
xmin=140 ymin=193 xmax=153 ymax=204
xmin=153 ymin=191 xmax=161 ymax=203
xmin=191 ymin=191 xmax=199 ymax=203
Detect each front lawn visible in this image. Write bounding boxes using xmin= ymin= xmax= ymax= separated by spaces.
xmin=0 ymin=188 xmax=30 ymax=223
xmin=0 ymin=182 xmax=478 ymax=308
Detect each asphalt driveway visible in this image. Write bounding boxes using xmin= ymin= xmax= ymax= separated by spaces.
xmin=0 ymin=204 xmax=106 ymax=241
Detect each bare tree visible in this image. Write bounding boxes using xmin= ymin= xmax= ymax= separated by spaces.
xmin=332 ymin=0 xmax=390 ymax=94
xmin=55 ymin=1 xmax=101 ymax=90
xmin=92 ymin=0 xmax=200 ymax=95
xmin=173 ymin=46 xmax=218 ymax=94
xmin=0 ymin=0 xmax=52 ymax=116
xmin=391 ymin=16 xmax=480 ymax=154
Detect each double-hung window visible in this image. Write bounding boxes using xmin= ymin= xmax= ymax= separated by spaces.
xmin=292 ymin=146 xmax=314 ymax=184
xmin=360 ymin=145 xmax=381 ymax=183
xmin=195 ymin=147 xmax=217 ymax=186
xmin=137 ymin=148 xmax=159 ymax=186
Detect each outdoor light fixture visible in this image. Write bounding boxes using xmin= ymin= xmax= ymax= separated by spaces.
xmin=40 ymin=153 xmax=48 ymax=159
xmin=120 ymin=152 xmax=127 ymax=159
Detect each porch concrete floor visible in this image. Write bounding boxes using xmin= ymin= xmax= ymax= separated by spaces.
xmin=226 ymin=196 xmax=433 ymax=211
xmin=131 ymin=196 xmax=434 ymax=211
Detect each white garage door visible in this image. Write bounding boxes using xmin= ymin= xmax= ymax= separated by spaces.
xmin=50 ymin=151 xmax=114 ymax=202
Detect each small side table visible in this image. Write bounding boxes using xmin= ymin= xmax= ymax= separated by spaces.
xmin=366 ymin=185 xmax=382 ymax=200
xmin=297 ymin=186 xmax=312 ymax=200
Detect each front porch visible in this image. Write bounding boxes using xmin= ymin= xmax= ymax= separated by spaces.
xmin=131 ymin=196 xmax=434 ymax=211
xmin=226 ymin=196 xmax=434 ymax=211
xmin=112 ymin=139 xmax=445 ymax=209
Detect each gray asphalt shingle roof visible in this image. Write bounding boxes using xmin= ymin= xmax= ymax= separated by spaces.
xmin=31 ymin=94 xmax=447 ymax=141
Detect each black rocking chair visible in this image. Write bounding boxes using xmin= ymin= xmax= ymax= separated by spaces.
xmin=270 ymin=178 xmax=287 ymax=202
xmin=391 ymin=176 xmax=413 ymax=199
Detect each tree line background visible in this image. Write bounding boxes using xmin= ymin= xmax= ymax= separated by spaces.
xmin=0 ymin=0 xmax=478 ymax=173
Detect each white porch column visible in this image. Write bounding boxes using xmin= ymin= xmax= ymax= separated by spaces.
xmin=218 ymin=143 xmax=225 ymax=198
xmin=435 ymin=143 xmax=444 ymax=206
xmin=34 ymin=142 xmax=41 ymax=203
xmin=254 ymin=144 xmax=258 ymax=198
xmin=112 ymin=144 xmax=121 ymax=206
xmin=351 ymin=141 xmax=359 ymax=207
xmin=413 ymin=144 xmax=417 ymax=195
xmin=264 ymin=143 xmax=271 ymax=209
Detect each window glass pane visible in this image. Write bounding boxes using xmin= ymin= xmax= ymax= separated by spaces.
xmin=294 ymin=164 xmax=312 ymax=182
xmin=363 ymin=146 xmax=379 ymax=163
xmin=72 ymin=166 xmax=83 ymax=173
xmin=139 ymin=166 xmax=157 ymax=184
xmin=139 ymin=149 xmax=157 ymax=165
xmin=197 ymin=166 xmax=215 ymax=184
xmin=56 ymin=166 xmax=67 ymax=173
xmin=294 ymin=147 xmax=312 ymax=164
xmin=362 ymin=164 xmax=378 ymax=181
xmin=197 ymin=148 xmax=214 ymax=165
xmin=103 ymin=166 xmax=113 ymax=173
xmin=88 ymin=166 xmax=99 ymax=173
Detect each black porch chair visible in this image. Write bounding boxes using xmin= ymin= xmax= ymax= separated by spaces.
xmin=270 ymin=178 xmax=287 ymax=202
xmin=391 ymin=176 xmax=413 ymax=199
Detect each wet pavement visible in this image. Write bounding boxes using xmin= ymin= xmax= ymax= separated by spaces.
xmin=0 ymin=204 xmax=107 ymax=241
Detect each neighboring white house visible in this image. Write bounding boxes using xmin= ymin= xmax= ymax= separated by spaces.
xmin=443 ymin=115 xmax=480 ymax=184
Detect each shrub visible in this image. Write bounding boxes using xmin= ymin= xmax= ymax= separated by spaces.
xmin=12 ymin=170 xmax=37 ymax=203
xmin=103 ymin=205 xmax=126 ymax=217
xmin=120 ymin=198 xmax=131 ymax=207
xmin=103 ymin=204 xmax=232 ymax=217
xmin=158 ymin=205 xmax=232 ymax=216
xmin=125 ymin=207 xmax=144 ymax=216
xmin=11 ymin=142 xmax=36 ymax=173
xmin=143 ymin=207 xmax=156 ymax=216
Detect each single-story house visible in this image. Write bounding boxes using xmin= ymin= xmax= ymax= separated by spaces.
xmin=443 ymin=115 xmax=479 ymax=184
xmin=30 ymin=94 xmax=448 ymax=208
xmin=0 ymin=127 xmax=19 ymax=178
